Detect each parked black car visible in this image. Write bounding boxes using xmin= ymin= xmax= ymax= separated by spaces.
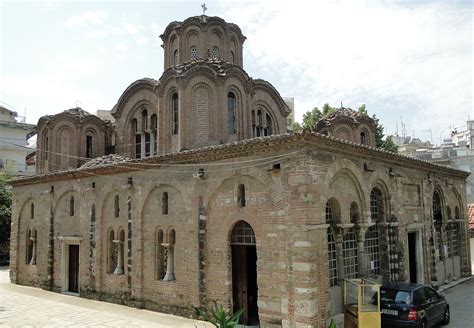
xmin=379 ymin=283 xmax=450 ymax=328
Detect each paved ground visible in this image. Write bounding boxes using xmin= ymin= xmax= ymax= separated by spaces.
xmin=0 ymin=267 xmax=211 ymax=327
xmin=436 ymin=277 xmax=474 ymax=327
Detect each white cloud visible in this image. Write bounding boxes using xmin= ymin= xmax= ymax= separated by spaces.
xmin=219 ymin=0 xmax=472 ymax=141
xmin=65 ymin=10 xmax=108 ymax=28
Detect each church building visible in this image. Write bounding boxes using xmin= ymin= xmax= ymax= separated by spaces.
xmin=9 ymin=14 xmax=471 ymax=328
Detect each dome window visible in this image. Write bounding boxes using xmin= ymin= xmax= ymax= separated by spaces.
xmin=210 ymin=46 xmax=219 ymax=58
xmin=190 ymin=46 xmax=198 ymax=60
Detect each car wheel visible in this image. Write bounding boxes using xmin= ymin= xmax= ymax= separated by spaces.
xmin=420 ymin=319 xmax=428 ymax=328
xmin=441 ymin=306 xmax=450 ymax=325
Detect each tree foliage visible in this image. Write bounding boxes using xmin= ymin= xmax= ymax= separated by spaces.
xmin=0 ymin=171 xmax=12 ymax=243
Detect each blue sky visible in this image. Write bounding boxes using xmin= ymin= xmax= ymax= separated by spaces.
xmin=0 ymin=0 xmax=472 ymax=145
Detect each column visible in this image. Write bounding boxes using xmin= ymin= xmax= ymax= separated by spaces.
xmin=29 ymin=237 xmax=37 ymax=265
xmin=162 ymin=243 xmax=175 ymax=281
xmin=113 ymin=239 xmax=124 ymax=275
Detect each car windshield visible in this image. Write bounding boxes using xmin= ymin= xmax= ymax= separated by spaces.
xmin=380 ymin=289 xmax=412 ymax=304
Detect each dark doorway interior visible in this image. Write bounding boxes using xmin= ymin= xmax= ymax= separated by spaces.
xmin=408 ymin=232 xmax=417 ymax=283
xmin=68 ymin=245 xmax=79 ymax=293
xmin=232 ymin=244 xmax=259 ymax=325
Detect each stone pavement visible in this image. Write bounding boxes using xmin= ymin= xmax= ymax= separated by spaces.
xmin=0 ymin=267 xmax=212 ymax=327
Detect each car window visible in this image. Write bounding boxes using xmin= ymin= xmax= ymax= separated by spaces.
xmin=413 ymin=290 xmax=424 ymax=305
xmin=424 ymin=288 xmax=440 ymax=302
xmin=380 ymin=289 xmax=412 ymax=304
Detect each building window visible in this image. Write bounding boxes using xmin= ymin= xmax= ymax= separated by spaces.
xmin=45 ymin=135 xmax=49 ymax=160
xmin=151 ymin=114 xmax=158 ymax=155
xmin=227 ymin=92 xmax=236 ymax=134
xmin=113 ymin=229 xmax=125 ymax=275
xmin=365 ymin=190 xmax=381 ymax=276
xmin=145 ymin=133 xmax=151 ymax=157
xmin=162 ymin=192 xmax=169 ymax=215
xmin=131 ymin=118 xmax=141 ymax=159
xmin=173 ymin=49 xmax=179 ymax=65
xmin=190 ymin=46 xmax=198 ymax=60
xmin=210 ymin=46 xmax=219 ymax=58
xmin=107 ymin=230 xmax=116 ymax=274
xmin=326 ymin=202 xmax=338 ymax=287
xmin=86 ymin=135 xmax=93 ymax=158
xmin=156 ymin=229 xmax=165 ymax=279
xmin=343 ymin=228 xmax=358 ymax=279
xmin=69 ymin=196 xmax=75 ymax=216
xmin=163 ymin=229 xmax=176 ymax=281
xmin=229 ymin=51 xmax=235 ymax=64
xmin=433 ymin=191 xmax=443 ymax=259
xmin=30 ymin=203 xmax=34 ymax=220
xmin=141 ymin=109 xmax=148 ymax=131
xmin=26 ymin=229 xmax=37 ymax=265
xmin=231 ymin=221 xmax=256 ymax=245
xmin=360 ymin=131 xmax=367 ymax=145
xmin=252 ymin=108 xmax=274 ymax=137
xmin=114 ymin=195 xmax=120 ymax=218
xmin=172 ymin=93 xmax=179 ymax=134
xmin=238 ymin=184 xmax=246 ymax=208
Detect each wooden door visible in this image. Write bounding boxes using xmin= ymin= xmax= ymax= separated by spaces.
xmin=68 ymin=245 xmax=79 ymax=293
xmin=232 ymin=245 xmax=249 ymax=324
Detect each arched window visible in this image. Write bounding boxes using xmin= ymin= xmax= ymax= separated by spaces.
xmin=326 ymin=201 xmax=338 ymax=287
xmin=366 ymin=190 xmax=381 ymax=276
xmin=227 ymin=92 xmax=236 ymax=134
xmin=172 ymin=93 xmax=179 ymax=135
xmin=141 ymin=109 xmax=148 ymax=131
xmin=238 ymin=184 xmax=246 ymax=208
xmin=252 ymin=108 xmax=274 ymax=137
xmin=114 ymin=195 xmax=120 ymax=218
xmin=30 ymin=203 xmax=34 ymax=220
xmin=86 ymin=135 xmax=93 ymax=158
xmin=231 ymin=221 xmax=256 ymax=245
xmin=173 ymin=49 xmax=179 ymax=65
xmin=131 ymin=118 xmax=141 ymax=159
xmin=107 ymin=230 xmax=116 ymax=274
xmin=210 ymin=46 xmax=219 ymax=58
xmin=26 ymin=229 xmax=33 ymax=264
xmin=190 ymin=46 xmax=198 ymax=60
xmin=229 ymin=51 xmax=235 ymax=64
xmin=113 ymin=229 xmax=125 ymax=275
xmin=151 ymin=114 xmax=158 ymax=155
xmin=360 ymin=131 xmax=367 ymax=145
xmin=69 ymin=196 xmax=75 ymax=216
xmin=433 ymin=191 xmax=443 ymax=259
xmin=156 ymin=229 xmax=165 ymax=279
xmin=163 ymin=229 xmax=176 ymax=281
xmin=162 ymin=192 xmax=169 ymax=215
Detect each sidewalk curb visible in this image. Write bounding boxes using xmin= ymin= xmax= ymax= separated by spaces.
xmin=437 ymin=276 xmax=472 ymax=293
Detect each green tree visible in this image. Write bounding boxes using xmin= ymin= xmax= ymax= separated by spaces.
xmin=301 ymin=103 xmax=336 ymax=130
xmin=289 ymin=122 xmax=302 ymax=132
xmin=0 ymin=170 xmax=12 ymax=244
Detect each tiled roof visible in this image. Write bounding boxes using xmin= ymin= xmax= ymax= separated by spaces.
xmin=468 ymin=204 xmax=474 ymax=231
xmin=321 ymin=107 xmax=367 ymax=123
xmin=79 ymin=154 xmax=132 ymax=169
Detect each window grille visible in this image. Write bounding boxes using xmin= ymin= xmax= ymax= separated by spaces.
xmin=432 ymin=191 xmax=443 ymax=259
xmin=190 ymin=46 xmax=198 ymax=60
xmin=210 ymin=46 xmax=219 ymax=58
xmin=328 ymin=227 xmax=338 ymax=287
xmin=231 ymin=221 xmax=255 ymax=245
xmin=343 ymin=228 xmax=358 ymax=279
xmin=365 ymin=225 xmax=380 ymax=275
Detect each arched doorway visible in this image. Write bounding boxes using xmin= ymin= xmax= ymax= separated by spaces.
xmin=231 ymin=221 xmax=259 ymax=325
